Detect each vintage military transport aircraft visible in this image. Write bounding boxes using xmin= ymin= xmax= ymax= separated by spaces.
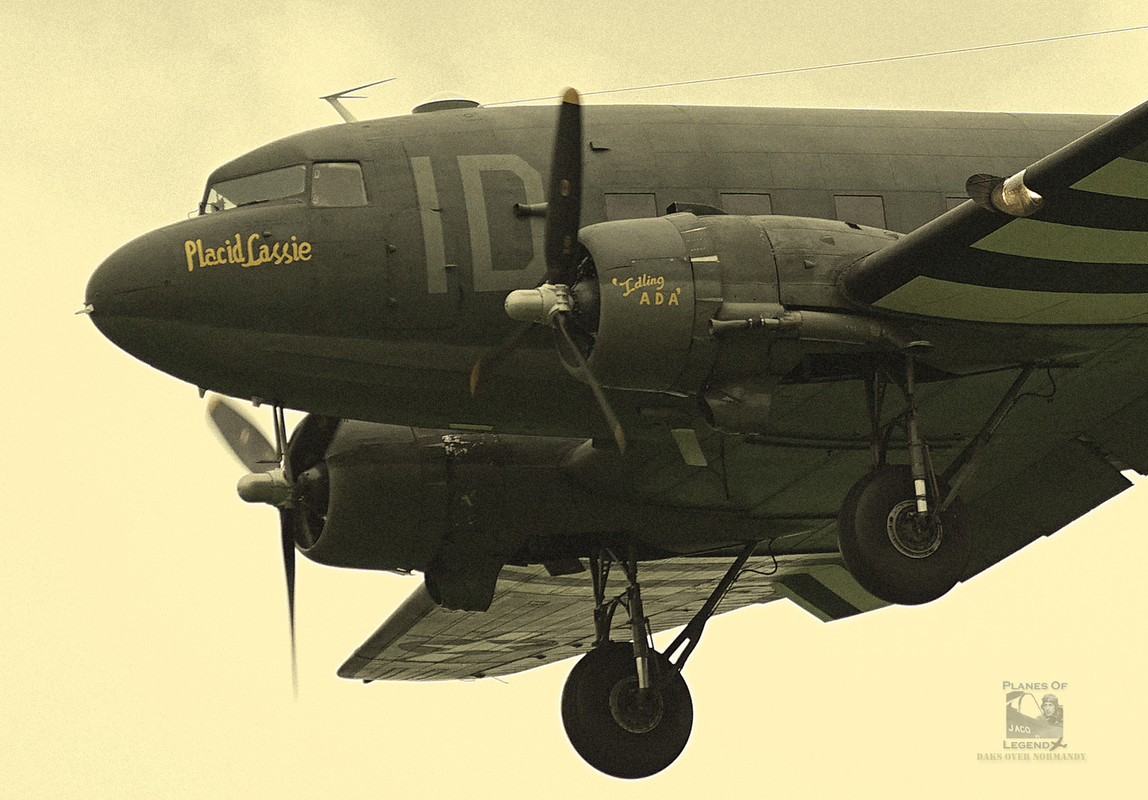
xmin=85 ymin=86 xmax=1148 ymax=778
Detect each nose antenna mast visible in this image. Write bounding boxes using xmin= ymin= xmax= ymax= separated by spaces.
xmin=320 ymin=77 xmax=395 ymax=123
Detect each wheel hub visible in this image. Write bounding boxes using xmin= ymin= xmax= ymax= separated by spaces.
xmin=887 ymin=500 xmax=943 ymax=558
xmin=608 ymin=676 xmax=664 ymax=734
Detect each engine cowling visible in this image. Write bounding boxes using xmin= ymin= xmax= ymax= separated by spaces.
xmin=576 ymin=213 xmax=720 ymax=394
xmin=568 ymin=213 xmax=914 ymax=432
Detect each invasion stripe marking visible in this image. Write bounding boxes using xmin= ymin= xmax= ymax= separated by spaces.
xmin=1124 ymin=140 xmax=1148 ymax=163
xmin=775 ymin=574 xmax=859 ymax=621
xmin=972 ymin=218 xmax=1148 ymax=264
xmin=1071 ymin=157 xmax=1148 ymax=200
xmin=873 ymin=275 xmax=1148 ymax=324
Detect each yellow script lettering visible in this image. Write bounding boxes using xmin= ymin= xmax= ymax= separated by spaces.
xmin=243 ymin=233 xmax=262 ymax=267
xmin=184 ymin=240 xmax=198 ymax=271
xmin=185 ymin=232 xmax=313 ymax=271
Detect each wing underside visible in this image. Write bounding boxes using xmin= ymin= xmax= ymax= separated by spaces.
xmin=338 ymin=553 xmax=884 ymax=682
xmin=337 ymin=327 xmax=1148 ymax=683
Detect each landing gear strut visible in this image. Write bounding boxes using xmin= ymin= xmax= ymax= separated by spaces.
xmin=561 ymin=550 xmax=692 ymax=779
xmin=560 ymin=544 xmax=755 ymax=778
xmin=838 ymin=352 xmax=971 ymax=604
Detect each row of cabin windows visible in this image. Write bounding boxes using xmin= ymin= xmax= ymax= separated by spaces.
xmin=603 ymin=192 xmax=972 ymax=229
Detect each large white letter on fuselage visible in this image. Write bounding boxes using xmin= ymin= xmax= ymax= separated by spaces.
xmin=458 ymin=154 xmax=546 ymax=292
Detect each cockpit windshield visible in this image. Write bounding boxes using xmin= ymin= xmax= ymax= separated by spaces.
xmin=202 ymin=165 xmax=307 ymax=213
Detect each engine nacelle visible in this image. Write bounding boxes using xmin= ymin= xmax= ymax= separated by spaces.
xmin=296 ymin=423 xmax=592 ymax=611
xmin=573 ymin=213 xmax=913 ymax=425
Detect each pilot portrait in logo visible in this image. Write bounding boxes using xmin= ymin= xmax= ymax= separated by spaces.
xmin=1040 ymin=693 xmax=1064 ymax=727
xmin=1005 ymin=688 xmax=1065 ymax=739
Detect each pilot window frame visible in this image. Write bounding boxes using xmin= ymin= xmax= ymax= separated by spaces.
xmin=310 ymin=161 xmax=369 ymax=208
xmin=201 ymin=161 xmax=371 ymax=215
xmin=202 ymin=164 xmax=308 ymax=214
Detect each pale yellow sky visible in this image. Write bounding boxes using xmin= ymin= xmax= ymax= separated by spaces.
xmin=3 ymin=1 xmax=1147 ymax=797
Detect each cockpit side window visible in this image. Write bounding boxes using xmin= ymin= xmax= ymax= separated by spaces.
xmin=312 ymin=162 xmax=368 ymax=207
xmin=202 ymin=165 xmax=307 ymax=213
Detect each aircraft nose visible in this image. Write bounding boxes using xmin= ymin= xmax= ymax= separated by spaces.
xmin=86 ymin=233 xmax=172 ymax=310
xmin=84 ymin=231 xmax=177 ymax=355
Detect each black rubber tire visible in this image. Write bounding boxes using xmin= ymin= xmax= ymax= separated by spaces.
xmin=837 ymin=464 xmax=971 ymax=605
xmin=560 ymin=641 xmax=693 ymax=779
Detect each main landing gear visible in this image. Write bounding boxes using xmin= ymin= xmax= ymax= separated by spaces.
xmin=838 ymin=354 xmax=1036 ymax=605
xmin=838 ymin=463 xmax=969 ymax=604
xmin=837 ymin=351 xmax=971 ymax=604
xmin=561 ymin=544 xmax=754 ymax=779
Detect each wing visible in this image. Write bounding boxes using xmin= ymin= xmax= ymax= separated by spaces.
xmin=843 ymin=98 xmax=1148 ymax=323
xmin=830 ymin=98 xmax=1148 ymax=571
xmin=338 ymin=553 xmax=885 ymax=682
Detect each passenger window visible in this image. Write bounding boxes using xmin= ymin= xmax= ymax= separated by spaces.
xmin=833 ymin=195 xmax=886 ymax=229
xmin=312 ymin=162 xmax=368 ymax=207
xmin=605 ymin=193 xmax=657 ymax=220
xmin=720 ymin=193 xmax=772 ymax=215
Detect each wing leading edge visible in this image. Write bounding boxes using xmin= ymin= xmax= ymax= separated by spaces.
xmin=338 ymin=553 xmax=885 ymax=682
xmin=843 ymin=98 xmax=1148 ymax=323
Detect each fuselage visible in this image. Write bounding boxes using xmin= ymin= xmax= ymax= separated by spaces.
xmin=86 ymin=102 xmax=1111 ymax=440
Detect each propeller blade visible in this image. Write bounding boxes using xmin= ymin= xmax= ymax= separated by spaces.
xmin=470 ymin=322 xmax=532 ymax=396
xmin=206 ymin=395 xmax=279 ymax=473
xmin=555 ymin=312 xmax=626 ymax=454
xmin=278 ymin=509 xmax=298 ymax=698
xmin=206 ymin=401 xmax=340 ymax=698
xmin=544 ymin=88 xmax=583 ymax=286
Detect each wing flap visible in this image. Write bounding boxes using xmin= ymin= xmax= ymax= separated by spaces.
xmin=338 ymin=553 xmax=885 ymax=682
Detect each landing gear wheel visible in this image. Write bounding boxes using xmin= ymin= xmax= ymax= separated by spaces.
xmin=838 ymin=464 xmax=970 ymax=605
xmin=561 ymin=641 xmax=693 ymax=779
